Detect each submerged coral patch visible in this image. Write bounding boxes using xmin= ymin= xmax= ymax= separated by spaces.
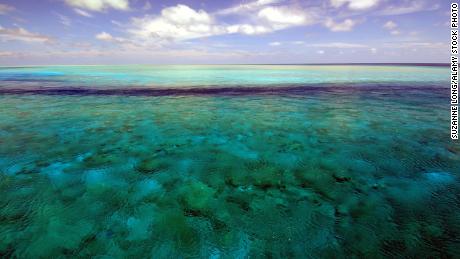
xmin=0 ymin=68 xmax=458 ymax=257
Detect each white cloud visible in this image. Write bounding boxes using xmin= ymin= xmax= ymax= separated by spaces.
xmin=0 ymin=3 xmax=14 ymax=15
xmin=65 ymin=0 xmax=130 ymax=12
xmin=383 ymin=21 xmax=397 ymax=30
xmin=74 ymin=8 xmax=93 ymax=17
xmin=129 ymin=5 xmax=221 ymax=42
xmin=226 ymin=7 xmax=313 ymax=35
xmin=215 ymin=0 xmax=316 ymax=34
xmin=317 ymin=50 xmax=325 ymax=54
xmin=381 ymin=42 xmax=446 ymax=49
xmin=226 ymin=24 xmax=271 ymax=35
xmin=95 ymin=31 xmax=135 ymax=46
xmin=266 ymin=40 xmax=306 ymax=46
xmin=258 ymin=6 xmax=309 ymax=29
xmin=111 ymin=20 xmax=123 ymax=26
xmin=127 ymin=4 xmax=314 ymax=43
xmin=309 ymin=42 xmax=368 ymax=48
xmin=161 ymin=4 xmax=211 ymax=25
xmin=55 ymin=13 xmax=72 ymax=26
xmin=378 ymin=1 xmax=438 ymax=16
xmin=383 ymin=21 xmax=400 ymax=35
xmin=330 ymin=0 xmax=379 ymax=10
xmin=96 ymin=31 xmax=113 ymax=41
xmin=216 ymin=0 xmax=281 ymax=15
xmin=324 ymin=18 xmax=357 ymax=32
xmin=0 ymin=26 xmax=53 ymax=43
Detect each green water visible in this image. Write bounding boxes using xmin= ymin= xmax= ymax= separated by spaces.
xmin=0 ymin=65 xmax=459 ymax=258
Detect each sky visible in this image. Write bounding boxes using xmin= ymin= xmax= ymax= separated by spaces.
xmin=0 ymin=0 xmax=450 ymax=65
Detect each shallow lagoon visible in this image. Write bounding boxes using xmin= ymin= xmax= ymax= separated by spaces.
xmin=0 ymin=65 xmax=459 ymax=258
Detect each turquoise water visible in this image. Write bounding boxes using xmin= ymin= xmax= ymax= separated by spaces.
xmin=0 ymin=65 xmax=459 ymax=258
xmin=0 ymin=65 xmax=448 ymax=88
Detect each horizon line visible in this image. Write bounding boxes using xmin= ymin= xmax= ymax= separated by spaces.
xmin=0 ymin=63 xmax=450 ymax=68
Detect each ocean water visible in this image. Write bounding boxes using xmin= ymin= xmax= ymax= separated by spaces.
xmin=0 ymin=65 xmax=458 ymax=258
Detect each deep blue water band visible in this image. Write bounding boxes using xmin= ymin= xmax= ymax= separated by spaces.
xmin=0 ymin=84 xmax=448 ymax=97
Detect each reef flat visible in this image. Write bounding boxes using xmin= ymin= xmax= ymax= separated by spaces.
xmin=0 ymin=65 xmax=458 ymax=258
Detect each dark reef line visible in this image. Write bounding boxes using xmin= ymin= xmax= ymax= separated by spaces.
xmin=0 ymin=84 xmax=448 ymax=97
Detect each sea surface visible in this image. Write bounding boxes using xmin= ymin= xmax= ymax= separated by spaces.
xmin=0 ymin=65 xmax=458 ymax=258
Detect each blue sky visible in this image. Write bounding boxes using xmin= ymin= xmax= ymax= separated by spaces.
xmin=0 ymin=0 xmax=449 ymax=65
